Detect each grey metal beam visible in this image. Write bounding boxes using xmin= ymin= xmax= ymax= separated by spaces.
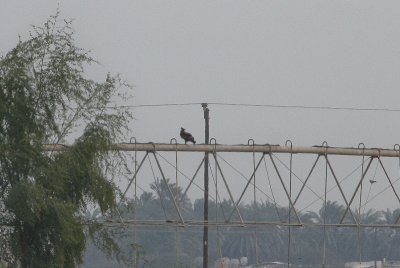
xmin=83 ymin=220 xmax=400 ymax=228
xmin=43 ymin=143 xmax=400 ymax=157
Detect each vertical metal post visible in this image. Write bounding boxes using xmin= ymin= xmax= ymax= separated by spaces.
xmin=202 ymin=103 xmax=210 ymax=268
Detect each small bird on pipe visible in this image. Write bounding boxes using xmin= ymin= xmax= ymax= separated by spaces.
xmin=180 ymin=127 xmax=196 ymax=144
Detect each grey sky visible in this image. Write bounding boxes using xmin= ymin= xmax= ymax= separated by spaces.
xmin=2 ymin=1 xmax=400 ymax=210
xmin=2 ymin=1 xmax=400 ymax=144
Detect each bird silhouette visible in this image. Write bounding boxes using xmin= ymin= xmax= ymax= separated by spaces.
xmin=180 ymin=127 xmax=196 ymax=144
xmin=106 ymin=72 xmax=112 ymax=84
xmin=369 ymin=180 xmax=377 ymax=184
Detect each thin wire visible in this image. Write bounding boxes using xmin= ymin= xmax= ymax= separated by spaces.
xmin=103 ymin=101 xmax=400 ymax=113
xmin=154 ymin=152 xmax=217 ymax=202
xmin=272 ymin=154 xmax=323 ymax=203
xmin=208 ymin=102 xmax=400 ymax=112
xmin=131 ymin=183 xmax=147 ymax=196
xmin=109 ymin=102 xmax=201 ymax=108
xmin=208 ymin=158 xmax=224 ymax=257
xmin=215 ymin=155 xmax=223 ymax=259
xmin=360 ymin=160 xmax=379 ymax=210
xmin=217 ymin=154 xmax=277 ymax=204
xmin=133 ymin=146 xmax=138 ymax=267
xmin=361 ymin=159 xmax=379 ymax=215
xmin=208 ymin=160 xmax=227 ymax=221
xmin=358 ymin=149 xmax=366 ymax=263
xmin=251 ymin=144 xmax=259 ymax=264
xmin=263 ymin=156 xmax=283 ymax=221
xmin=397 ymin=150 xmax=400 ymax=227
xmin=287 ymin=151 xmax=293 ymax=268
xmin=147 ymin=156 xmax=168 ymax=219
xmin=174 ymin=145 xmax=180 ymax=268
xmin=298 ymin=157 xmax=370 ymax=213
xmin=362 ymin=183 xmax=375 ymax=215
xmin=322 ymin=152 xmax=328 ymax=268
xmin=361 ymin=174 xmax=400 ymax=209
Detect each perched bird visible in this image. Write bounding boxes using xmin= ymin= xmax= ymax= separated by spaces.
xmin=180 ymin=127 xmax=196 ymax=144
xmin=106 ymin=72 xmax=112 ymax=84
xmin=369 ymin=180 xmax=377 ymax=184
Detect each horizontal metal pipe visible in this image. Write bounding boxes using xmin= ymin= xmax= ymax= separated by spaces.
xmin=2 ymin=219 xmax=398 ymax=228
xmin=43 ymin=143 xmax=400 ymax=157
xmin=84 ymin=219 xmax=400 ymax=228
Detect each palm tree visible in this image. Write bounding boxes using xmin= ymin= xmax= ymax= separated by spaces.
xmin=357 ymin=209 xmax=383 ymax=260
xmin=378 ymin=209 xmax=400 ymax=259
xmin=150 ymin=178 xmax=192 ymax=220
xmin=301 ymin=201 xmax=354 ymax=263
xmin=218 ymin=200 xmax=290 ymax=264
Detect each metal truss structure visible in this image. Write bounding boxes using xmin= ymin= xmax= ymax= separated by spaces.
xmin=45 ymin=141 xmax=400 ymax=228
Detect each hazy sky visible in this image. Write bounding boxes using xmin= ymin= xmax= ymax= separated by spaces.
xmin=2 ymin=1 xmax=400 ymax=211
xmin=2 ymin=0 xmax=400 ymax=146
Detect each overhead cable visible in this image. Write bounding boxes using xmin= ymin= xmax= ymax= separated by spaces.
xmin=105 ymin=102 xmax=400 ymax=113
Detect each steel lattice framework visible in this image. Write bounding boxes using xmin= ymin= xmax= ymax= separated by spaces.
xmin=44 ymin=142 xmax=400 ymax=228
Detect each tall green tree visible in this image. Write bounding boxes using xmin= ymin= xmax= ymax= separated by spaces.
xmin=0 ymin=12 xmax=131 ymax=267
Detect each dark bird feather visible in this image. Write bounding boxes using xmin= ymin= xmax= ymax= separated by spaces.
xmin=180 ymin=127 xmax=196 ymax=144
xmin=106 ymin=72 xmax=112 ymax=84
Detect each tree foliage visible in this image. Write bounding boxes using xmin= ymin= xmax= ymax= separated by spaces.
xmin=0 ymin=12 xmax=131 ymax=267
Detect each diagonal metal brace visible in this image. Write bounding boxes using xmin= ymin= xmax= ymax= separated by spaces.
xmin=340 ymin=157 xmax=374 ymax=224
xmin=117 ymin=152 xmax=149 ymax=207
xmin=378 ymin=157 xmax=400 ymax=225
xmin=214 ymin=153 xmax=246 ymax=224
xmin=269 ymin=154 xmax=302 ymax=224
xmin=183 ymin=156 xmax=205 ymax=197
xmin=326 ymin=155 xmax=358 ymax=224
xmin=152 ymin=152 xmax=185 ymax=224
xmin=293 ymin=155 xmax=321 ymax=207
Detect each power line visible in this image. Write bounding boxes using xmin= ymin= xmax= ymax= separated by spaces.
xmin=106 ymin=102 xmax=201 ymax=109
xmin=209 ymin=102 xmax=400 ymax=112
xmin=106 ymin=102 xmax=400 ymax=113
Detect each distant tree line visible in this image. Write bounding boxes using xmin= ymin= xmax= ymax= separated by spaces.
xmin=85 ymin=179 xmax=400 ymax=267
